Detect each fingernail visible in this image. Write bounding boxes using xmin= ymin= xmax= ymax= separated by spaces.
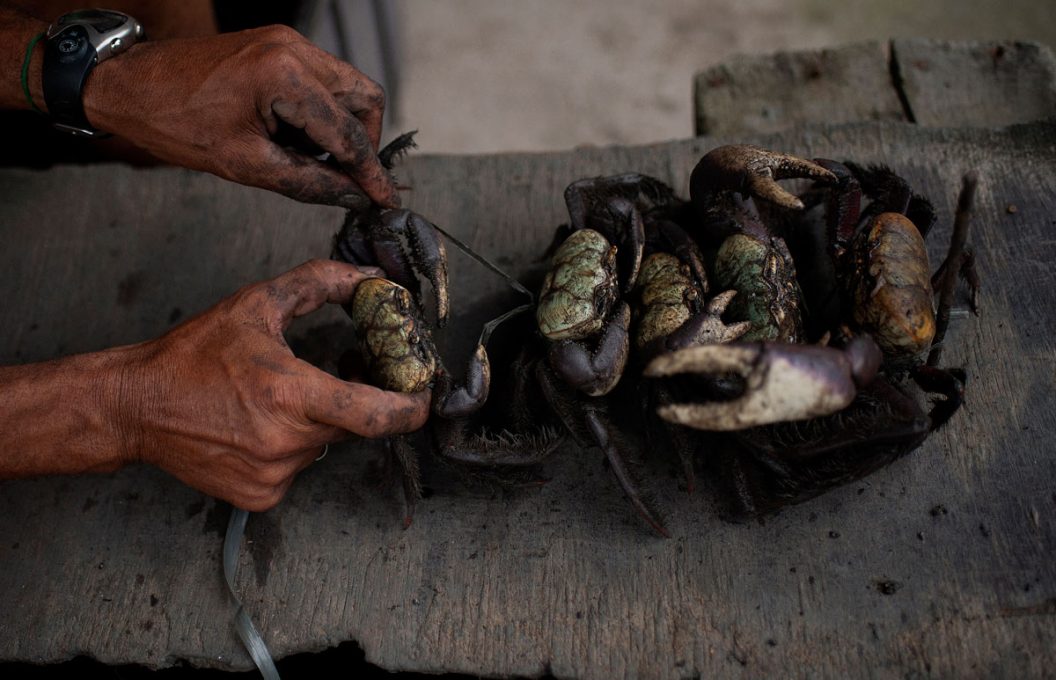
xmin=360 ymin=266 xmax=385 ymax=277
xmin=337 ymin=193 xmax=371 ymax=211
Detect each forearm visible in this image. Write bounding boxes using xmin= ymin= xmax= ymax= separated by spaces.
xmin=0 ymin=5 xmax=47 ymax=111
xmin=0 ymin=345 xmax=142 ymax=478
xmin=0 ymin=262 xmax=431 ymax=509
xmin=1 ymin=5 xmax=397 ymax=207
xmin=0 ymin=4 xmax=142 ymax=121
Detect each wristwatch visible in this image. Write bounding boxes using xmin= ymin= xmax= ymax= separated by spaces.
xmin=42 ymin=9 xmax=144 ymax=138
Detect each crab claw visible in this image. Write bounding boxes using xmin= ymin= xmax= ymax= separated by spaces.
xmin=691 ymin=145 xmax=837 ymax=212
xmin=666 ymin=290 xmax=753 ymax=351
xmin=333 ymin=208 xmax=450 ymax=326
xmin=643 ymin=336 xmax=881 ymax=431
xmin=548 ymin=302 xmax=631 ymax=396
xmin=433 ymin=343 xmax=491 ymax=418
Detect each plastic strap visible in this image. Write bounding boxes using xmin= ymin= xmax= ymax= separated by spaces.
xmin=223 ymin=507 xmax=282 ymax=680
xmin=41 ymin=25 xmax=97 ymax=131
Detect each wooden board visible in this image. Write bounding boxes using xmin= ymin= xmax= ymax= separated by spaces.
xmin=694 ymin=39 xmax=1056 ymax=136
xmin=893 ymin=39 xmax=1056 ymax=127
xmin=694 ymin=41 xmax=907 ymax=137
xmin=1 ymin=120 xmax=1055 ymax=678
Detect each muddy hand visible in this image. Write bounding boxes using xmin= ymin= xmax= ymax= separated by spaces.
xmin=80 ymin=26 xmax=399 ymax=208
xmin=125 ymin=260 xmax=430 ymax=511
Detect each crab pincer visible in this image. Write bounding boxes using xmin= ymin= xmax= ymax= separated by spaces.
xmin=334 ymin=208 xmax=450 ymax=326
xmin=643 ymin=336 xmax=882 ymax=431
xmin=690 ymin=144 xmax=837 ymax=211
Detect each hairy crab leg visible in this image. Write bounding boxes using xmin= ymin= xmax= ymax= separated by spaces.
xmin=388 ymin=436 xmax=421 ymax=529
xmin=811 ymin=159 xmax=861 ymax=260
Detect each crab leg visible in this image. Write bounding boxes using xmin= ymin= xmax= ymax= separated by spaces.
xmin=928 ymin=171 xmax=979 ymax=367
xmin=584 ymin=411 xmax=670 ymax=538
xmin=811 ymin=158 xmax=861 ymax=260
xmin=388 ymin=435 xmax=421 ymax=529
xmin=535 ymin=362 xmax=668 ymax=537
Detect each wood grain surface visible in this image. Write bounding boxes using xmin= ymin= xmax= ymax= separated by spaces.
xmin=1 ymin=120 xmax=1055 ymax=678
xmin=694 ymin=39 xmax=1056 ymax=137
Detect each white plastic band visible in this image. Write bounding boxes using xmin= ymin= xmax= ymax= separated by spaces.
xmin=224 ymin=507 xmax=281 ymax=680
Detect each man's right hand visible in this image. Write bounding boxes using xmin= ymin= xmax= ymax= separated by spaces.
xmin=80 ymin=25 xmax=400 ymax=210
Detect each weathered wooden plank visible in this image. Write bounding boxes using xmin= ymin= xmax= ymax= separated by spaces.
xmin=894 ymin=39 xmax=1056 ymax=127
xmin=694 ymin=41 xmax=906 ymax=137
xmin=1 ymin=120 xmax=1055 ymax=678
xmin=694 ymin=40 xmax=1056 ymax=136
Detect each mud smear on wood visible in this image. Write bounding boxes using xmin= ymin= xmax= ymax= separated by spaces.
xmin=245 ymin=512 xmax=283 ymax=586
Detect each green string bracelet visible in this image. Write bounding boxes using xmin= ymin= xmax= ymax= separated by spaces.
xmin=21 ymin=31 xmax=45 ymax=114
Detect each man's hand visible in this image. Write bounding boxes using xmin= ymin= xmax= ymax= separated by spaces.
xmin=81 ymin=25 xmax=400 ymax=209
xmin=0 ymin=260 xmax=431 ymax=512
xmin=126 ymin=260 xmax=430 ymax=510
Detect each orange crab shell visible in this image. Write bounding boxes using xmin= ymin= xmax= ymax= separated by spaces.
xmin=851 ymin=212 xmax=936 ymax=357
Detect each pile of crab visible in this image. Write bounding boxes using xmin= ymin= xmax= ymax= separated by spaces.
xmin=332 ymin=138 xmax=978 ymax=537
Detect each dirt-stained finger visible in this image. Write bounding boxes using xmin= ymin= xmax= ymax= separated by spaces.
xmin=256 ymin=259 xmax=382 ymax=330
xmin=231 ymin=136 xmax=380 ymax=209
xmin=288 ymin=42 xmax=387 ymax=149
xmin=270 ymin=79 xmax=399 ymax=208
xmin=301 ymin=369 xmax=431 ymax=438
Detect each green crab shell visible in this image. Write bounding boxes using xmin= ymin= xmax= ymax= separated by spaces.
xmin=349 ymin=278 xmax=437 ymax=393
xmin=714 ymin=233 xmax=803 ymax=343
xmin=536 ymin=229 xmax=619 ymax=341
xmin=634 ymin=252 xmax=700 ymax=349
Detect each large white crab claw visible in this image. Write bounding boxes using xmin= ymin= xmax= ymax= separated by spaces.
xmin=642 ymin=337 xmax=881 ymax=431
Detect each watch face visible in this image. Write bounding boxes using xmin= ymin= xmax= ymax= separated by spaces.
xmin=57 ymin=10 xmax=126 ymax=32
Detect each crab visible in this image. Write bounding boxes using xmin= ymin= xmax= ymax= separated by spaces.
xmin=529 ymin=177 xmax=678 ymax=535
xmin=333 ymin=133 xmax=534 ymax=525
xmin=812 ymin=159 xmax=980 ymax=364
xmin=643 ymin=146 xmax=979 ymax=516
xmin=527 ymin=173 xmax=756 ymax=534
